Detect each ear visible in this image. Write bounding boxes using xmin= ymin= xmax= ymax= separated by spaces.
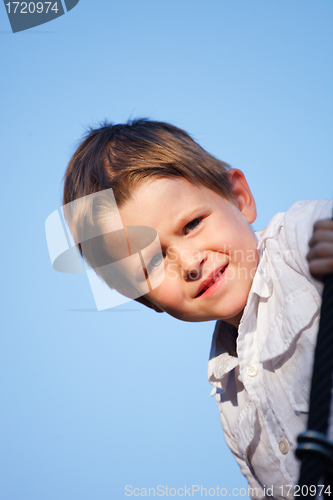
xmin=134 ymin=295 xmax=165 ymax=313
xmin=227 ymin=169 xmax=257 ymax=224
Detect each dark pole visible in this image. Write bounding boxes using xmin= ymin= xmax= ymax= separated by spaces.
xmin=295 ymin=266 xmax=333 ymax=497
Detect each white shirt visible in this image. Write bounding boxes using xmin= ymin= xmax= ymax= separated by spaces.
xmin=208 ymin=199 xmax=333 ymax=499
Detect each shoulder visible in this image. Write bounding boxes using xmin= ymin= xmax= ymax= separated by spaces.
xmin=261 ymin=199 xmax=332 ymax=240
xmin=260 ymin=199 xmax=332 ymax=294
xmin=283 ymin=199 xmax=331 ymax=265
xmin=283 ymin=199 xmax=332 ymax=237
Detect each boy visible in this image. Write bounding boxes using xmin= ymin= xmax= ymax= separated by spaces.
xmin=62 ymin=119 xmax=333 ymax=498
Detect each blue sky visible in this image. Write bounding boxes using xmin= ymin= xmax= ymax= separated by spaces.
xmin=1 ymin=1 xmax=333 ymax=499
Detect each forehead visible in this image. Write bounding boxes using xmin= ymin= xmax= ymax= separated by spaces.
xmin=119 ymin=177 xmax=229 ymax=228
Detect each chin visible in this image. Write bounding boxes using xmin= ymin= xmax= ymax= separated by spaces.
xmin=174 ymin=311 xmax=220 ymax=323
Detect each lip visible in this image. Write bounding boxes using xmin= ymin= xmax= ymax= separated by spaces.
xmin=195 ymin=264 xmax=229 ymax=298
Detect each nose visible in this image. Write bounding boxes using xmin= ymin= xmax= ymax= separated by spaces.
xmin=170 ymin=246 xmax=206 ymax=281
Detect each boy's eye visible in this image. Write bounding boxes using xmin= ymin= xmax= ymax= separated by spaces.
xmin=184 ymin=218 xmax=201 ymax=235
xmin=149 ymin=253 xmax=164 ymax=269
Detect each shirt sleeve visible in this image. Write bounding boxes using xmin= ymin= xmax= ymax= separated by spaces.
xmin=281 ymin=199 xmax=333 ymax=294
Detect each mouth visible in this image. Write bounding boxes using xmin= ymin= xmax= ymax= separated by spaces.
xmin=195 ymin=264 xmax=228 ymax=298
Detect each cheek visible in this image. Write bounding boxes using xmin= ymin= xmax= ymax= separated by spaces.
xmin=231 ymin=228 xmax=258 ymax=262
xmin=152 ymin=278 xmax=182 ymax=307
xmin=165 ymin=262 xmax=179 ymax=281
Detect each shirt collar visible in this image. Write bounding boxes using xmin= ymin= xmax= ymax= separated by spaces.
xmin=207 ymin=320 xmax=239 ymax=391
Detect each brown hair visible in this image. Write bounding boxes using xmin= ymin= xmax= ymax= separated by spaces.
xmin=63 ymin=118 xmax=232 ymax=209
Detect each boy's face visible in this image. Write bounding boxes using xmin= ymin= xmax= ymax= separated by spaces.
xmin=114 ymin=169 xmax=258 ymax=327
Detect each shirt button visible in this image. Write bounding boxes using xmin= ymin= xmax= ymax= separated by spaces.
xmin=247 ymin=363 xmax=259 ymax=377
xmin=279 ymin=440 xmax=289 ymax=454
